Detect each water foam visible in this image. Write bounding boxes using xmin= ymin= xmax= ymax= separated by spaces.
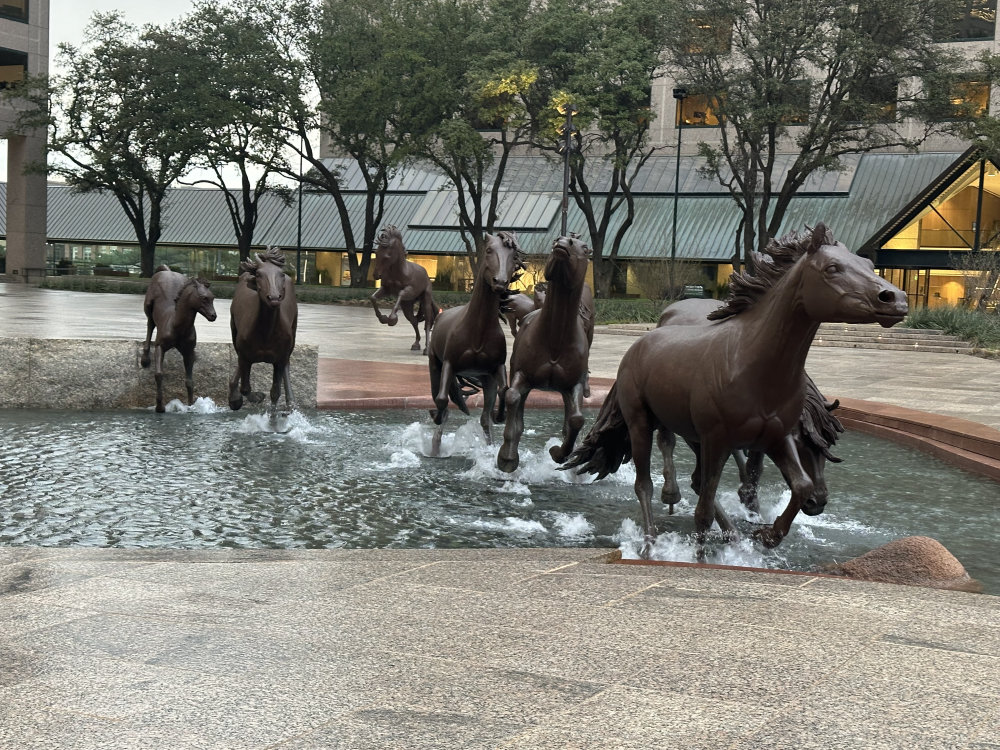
xmin=160 ymin=397 xmax=224 ymax=414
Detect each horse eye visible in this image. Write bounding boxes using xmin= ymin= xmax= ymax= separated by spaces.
xmin=825 ymin=264 xmax=840 ymax=274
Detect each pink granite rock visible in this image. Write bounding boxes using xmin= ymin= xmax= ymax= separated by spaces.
xmin=827 ymin=536 xmax=981 ymax=591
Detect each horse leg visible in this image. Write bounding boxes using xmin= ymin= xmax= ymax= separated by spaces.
xmin=229 ymin=357 xmax=251 ymax=411
xmin=491 ymin=364 xmax=508 ymax=424
xmin=179 ymin=342 xmax=196 ymax=406
xmin=693 ymin=442 xmax=730 ymax=561
xmin=550 ymin=383 xmax=585 ymax=464
xmin=621 ymin=406 xmax=656 ymax=558
xmin=141 ymin=316 xmax=154 ymax=369
xmin=281 ymin=365 xmax=295 ymax=412
xmin=269 ymin=364 xmax=283 ymax=417
xmin=497 ymin=372 xmax=529 ymax=473
xmin=421 ymin=295 xmax=434 ymax=356
xmin=738 ymin=451 xmax=764 ymax=513
xmin=153 ymin=343 xmax=166 ymax=413
xmin=480 ymin=375 xmax=500 ymax=445
xmin=657 ymin=429 xmax=682 ymax=513
xmin=755 ymin=435 xmax=813 ymax=548
xmin=370 ymin=289 xmax=390 ymax=324
xmin=401 ymin=301 xmax=422 ymax=351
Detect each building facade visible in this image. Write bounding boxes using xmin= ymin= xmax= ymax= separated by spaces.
xmin=0 ymin=0 xmax=47 ymax=281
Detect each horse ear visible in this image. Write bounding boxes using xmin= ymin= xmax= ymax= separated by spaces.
xmin=809 ymin=222 xmax=830 ymax=252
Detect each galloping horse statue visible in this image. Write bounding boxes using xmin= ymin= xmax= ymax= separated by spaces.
xmin=141 ymin=266 xmax=217 ymax=413
xmin=565 ymin=224 xmax=906 ymax=556
xmin=229 ymin=247 xmax=299 ymax=416
xmin=498 ymin=235 xmax=595 ymax=472
xmin=503 ymin=283 xmax=546 ymax=335
xmin=657 ymin=298 xmax=845 ymax=518
xmin=427 ymin=231 xmax=526 ymax=455
xmin=370 ymin=225 xmax=438 ymax=354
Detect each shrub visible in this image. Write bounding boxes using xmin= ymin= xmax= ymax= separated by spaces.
xmin=905 ymin=305 xmax=1000 ymax=352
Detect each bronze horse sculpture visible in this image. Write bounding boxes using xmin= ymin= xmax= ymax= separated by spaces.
xmin=427 ymin=231 xmax=526 ymax=455
xmin=503 ymin=283 xmax=546 ymax=335
xmin=229 ymin=246 xmax=299 ymax=416
xmin=141 ymin=265 xmax=217 ymax=413
xmin=657 ymin=298 xmax=845 ymax=518
xmin=565 ymin=224 xmax=906 ymax=556
xmin=370 ymin=225 xmax=438 ymax=354
xmin=498 ymin=236 xmax=595 ymax=472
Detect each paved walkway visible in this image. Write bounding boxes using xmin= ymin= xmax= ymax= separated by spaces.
xmin=1 ymin=283 xmax=999 ymax=749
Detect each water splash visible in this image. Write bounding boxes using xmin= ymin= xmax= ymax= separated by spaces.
xmin=161 ymin=397 xmax=224 ymax=414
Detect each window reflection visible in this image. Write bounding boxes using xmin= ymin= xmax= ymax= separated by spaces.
xmin=0 ymin=0 xmax=28 ymax=22
xmin=676 ymin=93 xmax=722 ymax=127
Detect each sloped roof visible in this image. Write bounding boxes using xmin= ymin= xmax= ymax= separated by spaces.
xmin=0 ymin=150 xmax=972 ymax=262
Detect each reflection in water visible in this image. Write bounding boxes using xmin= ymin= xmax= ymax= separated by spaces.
xmin=1 ymin=405 xmax=997 ymax=592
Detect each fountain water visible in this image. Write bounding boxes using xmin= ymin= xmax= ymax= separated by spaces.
xmin=1 ymin=407 xmax=996 ymax=592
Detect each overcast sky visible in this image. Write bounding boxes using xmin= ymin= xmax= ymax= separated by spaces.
xmin=50 ymin=1 xmax=195 ymax=54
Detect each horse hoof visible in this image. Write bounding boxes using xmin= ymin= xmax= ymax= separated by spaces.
xmin=752 ymin=527 xmax=782 ymax=549
xmin=229 ymin=398 xmax=243 ymax=411
xmin=247 ymin=391 xmax=264 ymax=404
xmin=155 ymin=403 xmax=165 ymax=414
xmin=548 ymin=445 xmax=567 ymax=464
xmin=497 ymin=451 xmax=519 ymax=473
xmin=387 ymin=316 xmax=398 ymax=327
xmin=410 ymin=342 xmax=422 ymax=352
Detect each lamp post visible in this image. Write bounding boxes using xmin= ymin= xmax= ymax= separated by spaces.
xmin=558 ymin=102 xmax=577 ymax=237
xmin=671 ymin=87 xmax=687 ymax=298
xmin=296 ymin=135 xmax=304 ymax=284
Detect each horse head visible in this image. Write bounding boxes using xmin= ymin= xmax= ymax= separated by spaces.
xmin=546 ymin=235 xmax=591 ymax=290
xmin=241 ymin=246 xmax=289 ymax=309
xmin=796 ymin=379 xmax=845 ymax=516
xmin=798 ymin=223 xmax=907 ymax=327
xmin=373 ymin=225 xmax=405 ymax=282
xmin=481 ymin=231 xmax=526 ymax=295
xmin=192 ymin=278 xmax=217 ymax=322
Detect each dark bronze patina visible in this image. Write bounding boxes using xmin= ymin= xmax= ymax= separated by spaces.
xmin=140 ymin=265 xmax=217 ymax=413
xmin=370 ymin=225 xmax=439 ymax=354
xmin=565 ymin=224 xmax=907 ymax=556
xmin=427 ymin=231 xmax=525 ymax=455
xmin=656 ymin=297 xmax=845 ymax=520
xmin=229 ymin=247 xmax=298 ymax=415
xmin=498 ymin=235 xmax=595 ymax=472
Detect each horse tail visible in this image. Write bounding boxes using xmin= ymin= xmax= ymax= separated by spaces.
xmin=562 ymin=381 xmax=632 ymax=480
xmin=426 ymin=291 xmax=439 ymax=326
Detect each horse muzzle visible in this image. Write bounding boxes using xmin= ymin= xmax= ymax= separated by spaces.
xmin=874 ymin=289 xmax=908 ymax=328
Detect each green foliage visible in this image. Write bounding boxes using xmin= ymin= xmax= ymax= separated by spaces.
xmin=661 ymin=0 xmax=966 ymax=265
xmin=594 ymin=298 xmax=663 ymax=325
xmin=905 ymin=305 xmax=1000 ymax=352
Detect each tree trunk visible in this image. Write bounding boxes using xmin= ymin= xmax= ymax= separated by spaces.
xmin=593 ymin=257 xmax=615 ymax=298
xmin=140 ymin=243 xmax=156 ymax=278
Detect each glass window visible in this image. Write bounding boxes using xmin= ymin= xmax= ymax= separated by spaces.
xmin=676 ymin=92 xmax=722 ymax=127
xmin=934 ymin=0 xmax=996 ymax=41
xmin=0 ymin=0 xmax=28 ymax=23
xmin=683 ymin=16 xmax=733 ymax=54
xmin=929 ymin=78 xmax=991 ymax=120
xmin=0 ymin=48 xmax=26 ymax=89
xmin=848 ymin=76 xmax=898 ymax=122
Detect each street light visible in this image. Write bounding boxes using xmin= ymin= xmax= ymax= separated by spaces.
xmin=296 ymin=135 xmax=304 ymax=284
xmin=557 ymin=101 xmax=578 ymax=237
xmin=671 ymin=87 xmax=688 ymax=298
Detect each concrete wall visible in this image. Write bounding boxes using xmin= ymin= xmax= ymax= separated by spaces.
xmin=1 ymin=0 xmax=49 ymax=281
xmin=0 ymin=339 xmax=317 ymax=410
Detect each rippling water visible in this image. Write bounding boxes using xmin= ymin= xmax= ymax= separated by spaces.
xmin=1 ymin=402 xmax=997 ymax=592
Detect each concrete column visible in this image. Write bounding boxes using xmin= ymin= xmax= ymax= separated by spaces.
xmin=5 ymin=132 xmax=47 ymax=282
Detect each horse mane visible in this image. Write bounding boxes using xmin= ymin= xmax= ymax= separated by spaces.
xmin=495 ymin=230 xmax=527 ymax=277
xmin=799 ymin=376 xmax=845 ymax=461
xmin=240 ymin=246 xmax=286 ymax=275
xmin=708 ymin=223 xmax=835 ymax=321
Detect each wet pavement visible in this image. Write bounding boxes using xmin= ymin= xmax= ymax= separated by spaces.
xmin=1 ymin=282 xmax=999 ymax=749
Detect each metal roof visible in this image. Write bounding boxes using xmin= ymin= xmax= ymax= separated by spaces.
xmin=0 ymin=151 xmax=970 ymax=262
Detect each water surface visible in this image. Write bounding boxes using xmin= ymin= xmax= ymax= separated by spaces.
xmin=2 ymin=404 xmax=996 ymax=592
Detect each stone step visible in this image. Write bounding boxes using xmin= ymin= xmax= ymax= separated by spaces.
xmin=596 ymin=322 xmax=977 ymax=353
